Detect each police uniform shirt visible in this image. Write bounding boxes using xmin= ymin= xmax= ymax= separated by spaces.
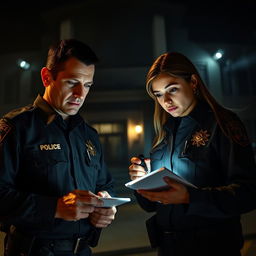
xmin=0 ymin=94 xmax=114 ymax=239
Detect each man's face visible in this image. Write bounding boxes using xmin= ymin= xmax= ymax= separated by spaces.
xmin=43 ymin=57 xmax=95 ymax=119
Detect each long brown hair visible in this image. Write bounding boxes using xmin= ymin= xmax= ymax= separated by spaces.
xmin=146 ymin=52 xmax=244 ymax=148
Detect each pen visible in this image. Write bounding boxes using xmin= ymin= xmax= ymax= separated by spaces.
xmin=86 ymin=149 xmax=91 ymax=161
xmin=137 ymin=154 xmax=149 ymax=173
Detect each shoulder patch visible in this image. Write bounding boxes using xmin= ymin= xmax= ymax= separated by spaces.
xmin=0 ymin=119 xmax=12 ymax=143
xmin=224 ymin=111 xmax=250 ymax=147
xmin=230 ymin=119 xmax=250 ymax=147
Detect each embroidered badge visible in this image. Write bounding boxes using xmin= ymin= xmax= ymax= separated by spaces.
xmin=221 ymin=109 xmax=250 ymax=147
xmin=0 ymin=119 xmax=12 ymax=143
xmin=85 ymin=140 xmax=96 ymax=158
xmin=227 ymin=115 xmax=250 ymax=147
xmin=191 ymin=129 xmax=210 ymax=147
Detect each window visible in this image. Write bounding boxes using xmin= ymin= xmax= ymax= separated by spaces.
xmin=91 ymin=122 xmax=128 ymax=166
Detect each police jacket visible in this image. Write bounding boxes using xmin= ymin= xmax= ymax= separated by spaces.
xmin=0 ymin=95 xmax=114 ymax=240
xmin=135 ymin=101 xmax=256 ymax=241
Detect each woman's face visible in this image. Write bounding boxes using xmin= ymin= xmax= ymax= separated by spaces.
xmin=151 ymin=73 xmax=197 ymax=117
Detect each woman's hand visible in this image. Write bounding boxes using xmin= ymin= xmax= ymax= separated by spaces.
xmin=137 ymin=176 xmax=190 ymax=204
xmin=128 ymin=157 xmax=151 ymax=180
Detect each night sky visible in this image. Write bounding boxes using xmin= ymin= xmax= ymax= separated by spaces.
xmin=0 ymin=1 xmax=255 ymax=54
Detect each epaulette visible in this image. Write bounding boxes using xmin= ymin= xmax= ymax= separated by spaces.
xmin=0 ymin=105 xmax=35 ymax=143
xmin=3 ymin=104 xmax=35 ymax=120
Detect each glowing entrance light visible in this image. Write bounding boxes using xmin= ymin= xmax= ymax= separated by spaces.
xmin=135 ymin=125 xmax=143 ymax=134
xmin=18 ymin=60 xmax=30 ymax=70
xmin=213 ymin=50 xmax=224 ymax=60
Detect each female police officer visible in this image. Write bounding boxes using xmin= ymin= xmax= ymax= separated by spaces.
xmin=129 ymin=52 xmax=256 ymax=256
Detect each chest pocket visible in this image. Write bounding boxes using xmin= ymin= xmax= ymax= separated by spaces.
xmin=181 ymin=115 xmax=217 ymax=159
xmin=21 ymin=150 xmax=68 ymax=194
xmin=26 ymin=150 xmax=67 ymax=181
xmin=179 ymin=126 xmax=216 ymax=161
xmin=179 ymin=141 xmax=208 ymax=161
xmin=82 ymin=140 xmax=100 ymax=171
xmin=83 ymin=149 xmax=98 ymax=168
xmin=31 ymin=150 xmax=67 ymax=168
xmin=150 ymin=142 xmax=169 ymax=171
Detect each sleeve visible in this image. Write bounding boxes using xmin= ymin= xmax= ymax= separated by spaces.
xmin=187 ymin=117 xmax=256 ymax=218
xmin=0 ymin=118 xmax=57 ymax=229
xmin=134 ymin=191 xmax=157 ymax=212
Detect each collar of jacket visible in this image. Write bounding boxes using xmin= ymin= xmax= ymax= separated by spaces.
xmin=163 ymin=100 xmax=212 ymax=134
xmin=33 ymin=94 xmax=56 ymax=125
xmin=33 ymin=94 xmax=83 ymax=128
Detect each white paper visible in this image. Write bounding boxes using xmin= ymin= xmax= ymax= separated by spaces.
xmin=125 ymin=167 xmax=197 ymax=191
xmin=98 ymin=197 xmax=131 ymax=207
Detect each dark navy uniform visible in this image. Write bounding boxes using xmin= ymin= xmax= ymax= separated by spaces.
xmin=0 ymin=95 xmax=114 ymax=255
xmin=135 ymin=101 xmax=256 ymax=256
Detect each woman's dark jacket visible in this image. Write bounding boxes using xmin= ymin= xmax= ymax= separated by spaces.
xmin=135 ymin=101 xmax=256 ymax=247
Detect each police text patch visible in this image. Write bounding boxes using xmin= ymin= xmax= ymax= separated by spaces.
xmin=0 ymin=119 xmax=12 ymax=143
xmin=39 ymin=144 xmax=61 ymax=150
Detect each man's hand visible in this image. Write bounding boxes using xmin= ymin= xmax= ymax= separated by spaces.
xmin=89 ymin=191 xmax=117 ymax=228
xmin=55 ymin=190 xmax=103 ymax=221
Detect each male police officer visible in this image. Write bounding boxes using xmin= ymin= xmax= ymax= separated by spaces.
xmin=0 ymin=39 xmax=116 ymax=256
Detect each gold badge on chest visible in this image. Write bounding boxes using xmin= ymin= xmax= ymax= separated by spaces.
xmin=191 ymin=129 xmax=210 ymax=147
xmin=85 ymin=140 xmax=96 ymax=157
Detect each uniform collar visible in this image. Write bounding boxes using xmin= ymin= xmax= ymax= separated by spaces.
xmin=164 ymin=100 xmax=212 ymax=133
xmin=33 ymin=94 xmax=57 ymax=125
xmin=186 ymin=100 xmax=212 ymax=126
xmin=33 ymin=94 xmax=83 ymax=128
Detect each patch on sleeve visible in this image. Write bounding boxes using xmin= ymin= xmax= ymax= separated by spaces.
xmin=225 ymin=113 xmax=250 ymax=147
xmin=0 ymin=119 xmax=12 ymax=143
